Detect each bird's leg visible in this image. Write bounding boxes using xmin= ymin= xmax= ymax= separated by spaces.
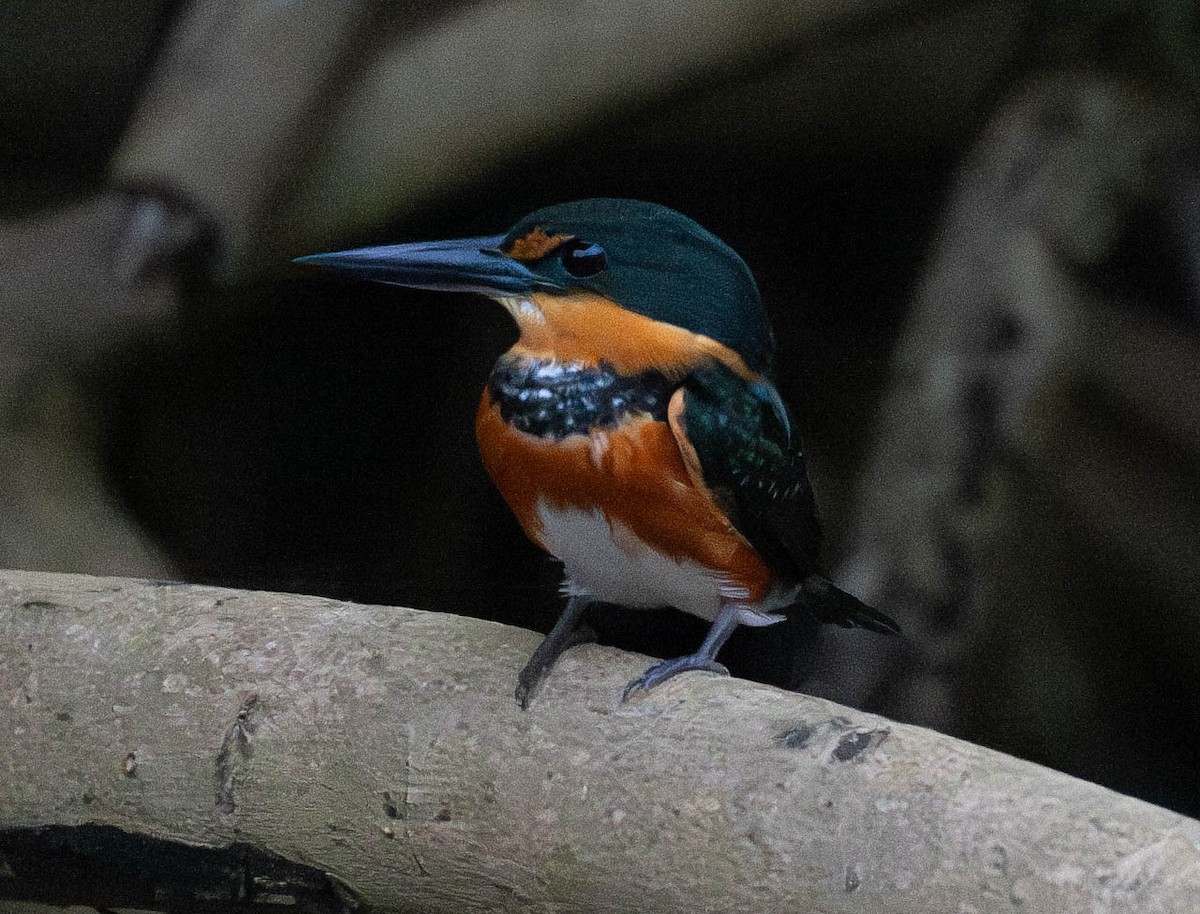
xmin=515 ymin=594 xmax=596 ymax=708
xmin=622 ymin=602 xmax=744 ymax=700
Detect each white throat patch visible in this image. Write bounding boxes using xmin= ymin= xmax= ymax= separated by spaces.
xmin=494 ymin=295 xmax=545 ymax=324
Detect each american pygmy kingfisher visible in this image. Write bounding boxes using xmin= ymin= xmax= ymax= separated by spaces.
xmin=296 ymin=199 xmax=899 ymax=706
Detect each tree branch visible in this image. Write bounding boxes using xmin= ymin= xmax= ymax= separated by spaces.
xmin=2 ymin=569 xmax=1198 ymax=912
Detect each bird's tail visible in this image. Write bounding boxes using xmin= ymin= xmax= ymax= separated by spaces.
xmin=796 ymin=574 xmax=901 ymax=635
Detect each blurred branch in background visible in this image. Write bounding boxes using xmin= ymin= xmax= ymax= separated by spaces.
xmin=825 ymin=73 xmax=1199 ymax=812
xmin=0 ymin=1 xmax=180 ymax=578
xmin=0 ymin=195 xmax=187 ymax=577
xmin=1 ymin=0 xmax=1199 ymax=824
xmin=110 ymin=0 xmax=380 ymax=278
xmin=112 ymin=0 xmax=1024 ymax=276
xmin=262 ymin=0 xmax=1007 ymax=266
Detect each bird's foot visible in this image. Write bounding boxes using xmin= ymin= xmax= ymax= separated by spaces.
xmin=515 ymin=623 xmax=597 ymax=709
xmin=621 ymin=654 xmax=730 ymax=701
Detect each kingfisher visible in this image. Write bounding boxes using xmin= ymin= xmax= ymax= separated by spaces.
xmin=295 ymin=199 xmax=898 ymax=706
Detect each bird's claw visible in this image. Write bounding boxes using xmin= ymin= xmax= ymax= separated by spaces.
xmin=621 ymin=655 xmax=730 ymax=701
xmin=515 ymin=623 xmax=598 ymax=709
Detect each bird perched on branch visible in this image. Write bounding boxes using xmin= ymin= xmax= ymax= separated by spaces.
xmin=296 ymin=199 xmax=898 ymax=706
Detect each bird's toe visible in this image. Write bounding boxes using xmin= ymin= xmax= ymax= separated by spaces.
xmin=621 ymin=654 xmax=729 ymax=701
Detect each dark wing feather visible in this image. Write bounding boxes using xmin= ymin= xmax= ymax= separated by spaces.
xmin=670 ymin=362 xmax=899 ymax=634
xmin=670 ymin=362 xmax=820 ymax=580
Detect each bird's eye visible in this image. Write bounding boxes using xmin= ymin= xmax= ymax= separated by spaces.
xmin=560 ymin=241 xmax=607 ymax=277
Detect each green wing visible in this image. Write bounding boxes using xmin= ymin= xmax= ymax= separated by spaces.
xmin=672 ymin=362 xmax=821 ymax=581
xmin=672 ymin=362 xmax=899 ymax=634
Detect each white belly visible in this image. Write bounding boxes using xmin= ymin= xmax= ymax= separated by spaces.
xmin=536 ymin=502 xmax=725 ymax=621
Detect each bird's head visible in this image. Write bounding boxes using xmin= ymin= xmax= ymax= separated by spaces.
xmin=294 ymin=199 xmax=774 ymax=378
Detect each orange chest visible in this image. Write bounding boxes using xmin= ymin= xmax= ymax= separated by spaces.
xmin=474 ymin=391 xmax=776 ymax=603
xmin=475 ymin=391 xmax=685 ymax=539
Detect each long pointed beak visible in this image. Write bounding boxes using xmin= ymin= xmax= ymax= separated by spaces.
xmin=293 ymin=234 xmax=554 ymax=296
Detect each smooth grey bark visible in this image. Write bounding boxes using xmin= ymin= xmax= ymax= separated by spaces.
xmin=2 ymin=569 xmax=1198 ymax=913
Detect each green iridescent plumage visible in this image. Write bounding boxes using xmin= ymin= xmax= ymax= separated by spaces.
xmin=676 ymin=363 xmax=899 ymax=634
xmin=678 ymin=363 xmax=819 ymax=578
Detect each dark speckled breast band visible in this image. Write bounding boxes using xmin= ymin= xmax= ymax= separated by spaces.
xmin=487 ymin=356 xmax=673 ymax=440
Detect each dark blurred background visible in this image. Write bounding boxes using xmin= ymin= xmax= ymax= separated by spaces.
xmin=2 ymin=0 xmax=1198 ymax=817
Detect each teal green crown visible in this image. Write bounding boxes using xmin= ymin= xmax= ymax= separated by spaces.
xmin=506 ymin=199 xmax=775 ymax=374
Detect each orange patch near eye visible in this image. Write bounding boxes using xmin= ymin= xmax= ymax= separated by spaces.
xmin=506 ymin=228 xmax=574 ymax=262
